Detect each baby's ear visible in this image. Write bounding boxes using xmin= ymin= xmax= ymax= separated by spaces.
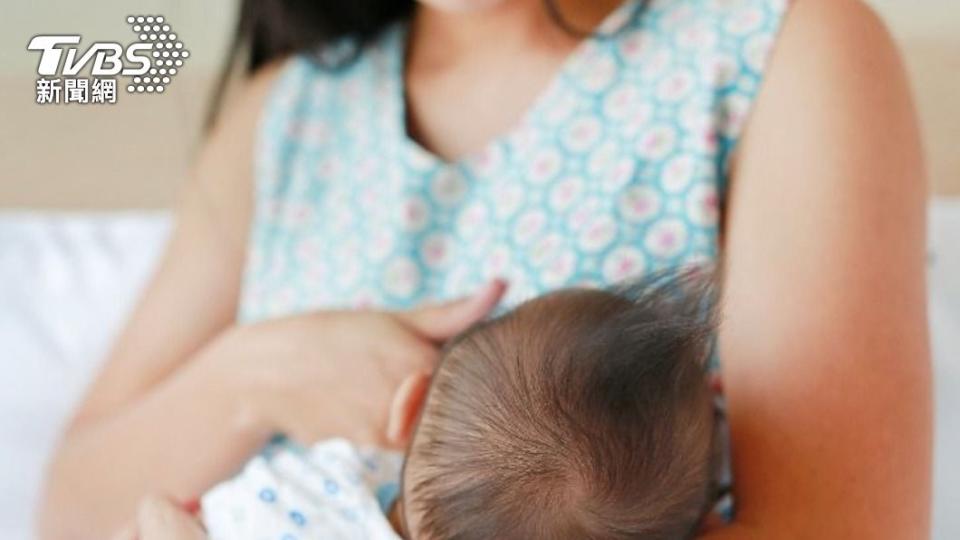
xmin=385 ymin=371 xmax=432 ymax=449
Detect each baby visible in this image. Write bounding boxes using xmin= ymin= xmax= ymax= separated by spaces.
xmin=202 ymin=269 xmax=719 ymax=539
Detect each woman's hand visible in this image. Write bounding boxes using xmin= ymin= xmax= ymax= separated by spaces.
xmin=215 ymin=279 xmax=508 ymax=448
xmin=108 ymin=277 xmax=501 ymax=540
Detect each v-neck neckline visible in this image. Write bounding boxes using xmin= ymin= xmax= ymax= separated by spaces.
xmin=388 ymin=0 xmax=641 ymax=171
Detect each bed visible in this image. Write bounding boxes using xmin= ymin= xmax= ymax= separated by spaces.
xmin=1 ymin=201 xmax=958 ymax=539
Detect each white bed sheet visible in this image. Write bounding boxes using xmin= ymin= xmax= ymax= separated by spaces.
xmin=0 ymin=202 xmax=957 ymax=539
xmin=0 ymin=212 xmax=170 ymax=539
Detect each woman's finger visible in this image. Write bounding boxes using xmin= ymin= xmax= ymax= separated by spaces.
xmin=397 ymin=278 xmax=507 ymax=341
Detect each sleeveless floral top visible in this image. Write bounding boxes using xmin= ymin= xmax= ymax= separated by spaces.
xmin=239 ymin=0 xmax=789 ymax=324
xmin=236 ymin=0 xmax=791 ymax=522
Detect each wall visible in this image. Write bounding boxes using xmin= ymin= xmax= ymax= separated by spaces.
xmin=869 ymin=0 xmax=960 ymax=197
xmin=0 ymin=0 xmax=236 ymax=208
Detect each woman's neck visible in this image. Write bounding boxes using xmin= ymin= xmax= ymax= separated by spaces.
xmin=408 ymin=0 xmax=623 ymax=67
xmin=401 ymin=0 xmax=625 ymax=161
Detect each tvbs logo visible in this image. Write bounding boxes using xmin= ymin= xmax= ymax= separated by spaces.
xmin=27 ymin=15 xmax=189 ymax=104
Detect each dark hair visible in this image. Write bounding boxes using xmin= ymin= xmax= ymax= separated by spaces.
xmin=403 ymin=268 xmax=720 ymax=539
xmin=207 ymin=0 xmax=641 ymax=128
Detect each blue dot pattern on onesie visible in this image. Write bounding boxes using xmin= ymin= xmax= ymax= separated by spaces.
xmin=258 ymin=488 xmax=277 ymax=503
xmin=289 ymin=510 xmax=307 ymax=526
xmin=324 ymin=478 xmax=339 ymax=495
xmin=202 ymin=439 xmax=405 ymax=538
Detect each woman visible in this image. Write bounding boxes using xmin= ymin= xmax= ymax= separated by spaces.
xmin=40 ymin=0 xmax=932 ymax=537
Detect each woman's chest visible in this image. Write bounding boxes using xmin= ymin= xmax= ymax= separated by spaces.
xmin=240 ymin=131 xmax=722 ymax=321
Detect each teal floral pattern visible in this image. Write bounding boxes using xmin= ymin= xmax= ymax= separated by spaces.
xmin=240 ymin=0 xmax=788 ymax=323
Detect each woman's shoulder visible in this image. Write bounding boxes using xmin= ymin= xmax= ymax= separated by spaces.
xmin=740 ymin=0 xmax=905 ymax=136
xmin=774 ymin=0 xmax=894 ymax=54
xmin=729 ymin=0 xmax=917 ymax=211
xmin=212 ymin=58 xmax=292 ymax=135
xmin=731 ymin=0 xmax=895 ymax=62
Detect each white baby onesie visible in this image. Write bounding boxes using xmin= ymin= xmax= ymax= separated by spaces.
xmin=202 ymin=437 xmax=404 ymax=540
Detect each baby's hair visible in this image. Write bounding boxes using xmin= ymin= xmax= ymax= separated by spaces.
xmin=404 ymin=267 xmax=720 ymax=540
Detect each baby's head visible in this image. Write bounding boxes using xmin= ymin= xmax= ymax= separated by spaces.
xmin=391 ymin=270 xmax=719 ymax=539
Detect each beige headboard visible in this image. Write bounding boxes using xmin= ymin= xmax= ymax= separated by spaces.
xmin=0 ymin=0 xmax=956 ymax=209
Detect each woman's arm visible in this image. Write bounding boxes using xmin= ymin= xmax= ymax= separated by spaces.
xmin=39 ymin=61 xmax=287 ymax=539
xmin=39 ymin=56 xmax=505 ymax=535
xmin=712 ymin=0 xmax=931 ymax=537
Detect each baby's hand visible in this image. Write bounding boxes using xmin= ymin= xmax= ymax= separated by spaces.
xmin=112 ymin=495 xmax=206 ymax=540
